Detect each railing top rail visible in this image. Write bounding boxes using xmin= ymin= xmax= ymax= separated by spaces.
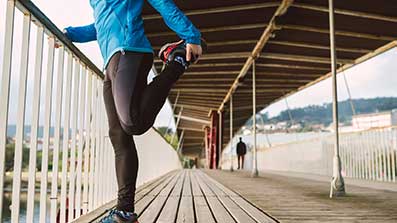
xmin=16 ymin=0 xmax=104 ymax=79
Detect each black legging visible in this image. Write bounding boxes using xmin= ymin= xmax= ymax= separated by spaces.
xmin=103 ymin=51 xmax=184 ymax=212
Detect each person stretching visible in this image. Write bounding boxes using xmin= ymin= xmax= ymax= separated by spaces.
xmin=63 ymin=0 xmax=203 ymax=222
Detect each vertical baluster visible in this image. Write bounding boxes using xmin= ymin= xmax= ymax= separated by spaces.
xmin=369 ymin=131 xmax=375 ymax=180
xmin=75 ymin=66 xmax=87 ymax=218
xmin=364 ymin=132 xmax=369 ymax=180
xmin=88 ymin=77 xmax=97 ymax=211
xmin=39 ymin=36 xmax=56 ymax=223
xmin=386 ymin=130 xmax=392 ymax=182
xmin=50 ymin=46 xmax=65 ymax=223
xmin=374 ymin=130 xmax=379 ymax=180
xmin=82 ymin=70 xmax=93 ymax=214
xmin=359 ymin=135 xmax=364 ymax=179
xmin=0 ymin=1 xmax=15 ymax=220
xmin=94 ymin=78 xmax=101 ymax=208
xmin=381 ymin=130 xmax=387 ymax=181
xmin=26 ymin=25 xmax=44 ymax=223
xmin=392 ymin=128 xmax=396 ymax=182
xmin=60 ymin=53 xmax=74 ymax=222
xmin=10 ymin=13 xmax=31 ymax=223
xmin=68 ymin=60 xmax=81 ymax=221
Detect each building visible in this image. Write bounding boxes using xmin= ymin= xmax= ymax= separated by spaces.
xmin=352 ymin=110 xmax=397 ymax=130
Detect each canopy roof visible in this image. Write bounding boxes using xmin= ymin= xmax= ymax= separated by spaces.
xmin=142 ymin=0 xmax=397 ymax=156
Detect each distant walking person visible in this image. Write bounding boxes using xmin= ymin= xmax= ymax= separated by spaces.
xmin=236 ymin=137 xmax=247 ymax=169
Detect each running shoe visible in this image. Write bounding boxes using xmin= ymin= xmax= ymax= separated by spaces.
xmin=98 ymin=209 xmax=139 ymax=223
xmin=158 ymin=38 xmax=207 ymax=69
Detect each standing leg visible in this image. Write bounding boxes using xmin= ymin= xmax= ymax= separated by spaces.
xmin=103 ymin=54 xmax=139 ymax=213
xmin=242 ymin=155 xmax=245 ymax=169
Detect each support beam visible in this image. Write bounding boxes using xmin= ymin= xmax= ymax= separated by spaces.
xmin=268 ymin=40 xmax=371 ymax=53
xmin=148 ymin=23 xmax=267 ymax=38
xmin=252 ymin=60 xmax=258 ymax=177
xmin=293 ymin=3 xmax=397 ymax=23
xmin=171 ymin=107 xmax=183 ymax=145
xmin=279 ymin=24 xmax=396 ymax=41
xmin=229 ymin=95 xmax=234 ymax=172
xmin=218 ymin=0 xmax=295 ymax=112
xmin=143 ymin=2 xmax=279 ymax=20
xmin=328 ymin=0 xmax=345 ymax=198
xmin=165 ymin=91 xmax=180 ymax=136
xmin=175 ymin=115 xmax=211 ymax=125
xmin=260 ymin=53 xmax=354 ymax=64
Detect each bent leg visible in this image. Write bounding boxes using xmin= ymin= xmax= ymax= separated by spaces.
xmin=138 ymin=61 xmax=185 ymax=133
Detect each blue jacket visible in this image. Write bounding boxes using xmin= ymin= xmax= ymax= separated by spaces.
xmin=65 ymin=0 xmax=201 ymax=68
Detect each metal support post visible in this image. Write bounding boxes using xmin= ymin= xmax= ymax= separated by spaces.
xmin=165 ymin=91 xmax=180 ymax=135
xmin=230 ymin=95 xmax=234 ymax=172
xmin=328 ymin=0 xmax=346 ymax=198
xmin=218 ymin=111 xmax=223 ymax=169
xmin=171 ymin=107 xmax=183 ymax=145
xmin=252 ymin=60 xmax=259 ymax=177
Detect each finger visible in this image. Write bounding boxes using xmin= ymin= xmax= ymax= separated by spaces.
xmin=186 ymin=45 xmax=192 ymax=61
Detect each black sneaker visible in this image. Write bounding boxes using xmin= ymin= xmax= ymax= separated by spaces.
xmin=98 ymin=209 xmax=139 ymax=223
xmin=158 ymin=38 xmax=207 ymax=69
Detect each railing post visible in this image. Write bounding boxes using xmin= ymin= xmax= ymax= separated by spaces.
xmin=26 ymin=25 xmax=44 ymax=223
xmin=39 ymin=36 xmax=56 ymax=223
xmin=252 ymin=60 xmax=259 ymax=177
xmin=218 ymin=111 xmax=223 ymax=169
xmin=50 ymin=46 xmax=65 ymax=223
xmin=328 ymin=0 xmax=346 ymax=198
xmin=0 ymin=1 xmax=15 ymax=220
xmin=230 ymin=95 xmax=234 ymax=172
xmin=60 ymin=52 xmax=74 ymax=222
xmin=11 ymin=12 xmax=31 ymax=222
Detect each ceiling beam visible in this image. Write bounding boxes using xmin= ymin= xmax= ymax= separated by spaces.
xmin=279 ymin=24 xmax=396 ymax=41
xmin=260 ymin=53 xmax=354 ymax=64
xmin=219 ymin=0 xmax=295 ymax=112
xmin=175 ymin=115 xmax=210 ymax=125
xmin=147 ymin=23 xmax=266 ymax=38
xmin=268 ymin=40 xmax=371 ymax=53
xmin=293 ymin=3 xmax=397 ymax=23
xmin=143 ymin=2 xmax=279 ymax=20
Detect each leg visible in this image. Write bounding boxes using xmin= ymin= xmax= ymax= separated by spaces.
xmin=237 ymin=155 xmax=240 ymax=169
xmin=111 ymin=51 xmax=184 ymax=135
xmin=104 ymin=55 xmax=138 ymax=212
xmin=241 ymin=155 xmax=245 ymax=169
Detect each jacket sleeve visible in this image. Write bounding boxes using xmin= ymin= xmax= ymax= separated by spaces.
xmin=146 ymin=0 xmax=201 ymax=45
xmin=64 ymin=23 xmax=97 ymax=43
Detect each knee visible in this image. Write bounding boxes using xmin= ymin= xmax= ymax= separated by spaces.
xmin=119 ymin=121 xmax=148 ymax=136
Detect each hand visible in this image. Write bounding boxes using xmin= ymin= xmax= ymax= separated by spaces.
xmin=186 ymin=43 xmax=202 ymax=63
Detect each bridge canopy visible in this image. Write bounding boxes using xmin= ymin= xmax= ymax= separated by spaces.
xmin=143 ymin=0 xmax=397 ymax=156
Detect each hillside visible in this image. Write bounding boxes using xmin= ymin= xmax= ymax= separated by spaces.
xmin=254 ymin=97 xmax=397 ymax=127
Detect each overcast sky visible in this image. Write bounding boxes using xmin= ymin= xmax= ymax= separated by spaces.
xmin=1 ymin=0 xmax=396 ymax=128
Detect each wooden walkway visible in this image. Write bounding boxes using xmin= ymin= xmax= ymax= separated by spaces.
xmin=75 ymin=170 xmax=276 ymax=223
xmin=206 ymin=170 xmax=397 ymax=223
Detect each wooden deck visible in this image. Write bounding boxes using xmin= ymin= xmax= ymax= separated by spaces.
xmin=75 ymin=170 xmax=276 ymax=223
xmin=206 ymin=170 xmax=397 ymax=223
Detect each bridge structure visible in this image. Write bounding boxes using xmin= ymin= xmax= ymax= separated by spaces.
xmin=0 ymin=0 xmax=397 ymax=222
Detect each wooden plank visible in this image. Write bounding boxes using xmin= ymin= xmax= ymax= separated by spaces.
xmin=176 ymin=170 xmax=195 ymax=223
xmin=74 ymin=170 xmax=178 ymax=223
xmin=200 ymin=171 xmax=276 ymax=223
xmin=135 ymin=171 xmax=181 ymax=216
xmin=157 ymin=170 xmax=186 ymax=222
xmin=194 ymin=171 xmax=235 ymax=223
xmin=190 ymin=170 xmax=216 ymax=223
xmin=196 ymin=172 xmax=256 ymax=223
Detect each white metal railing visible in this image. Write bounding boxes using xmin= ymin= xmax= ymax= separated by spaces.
xmin=0 ymin=0 xmax=117 ymax=222
xmin=222 ymin=127 xmax=397 ymax=183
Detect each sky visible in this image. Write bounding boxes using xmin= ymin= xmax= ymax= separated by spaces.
xmin=1 ymin=0 xmax=397 ymax=128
